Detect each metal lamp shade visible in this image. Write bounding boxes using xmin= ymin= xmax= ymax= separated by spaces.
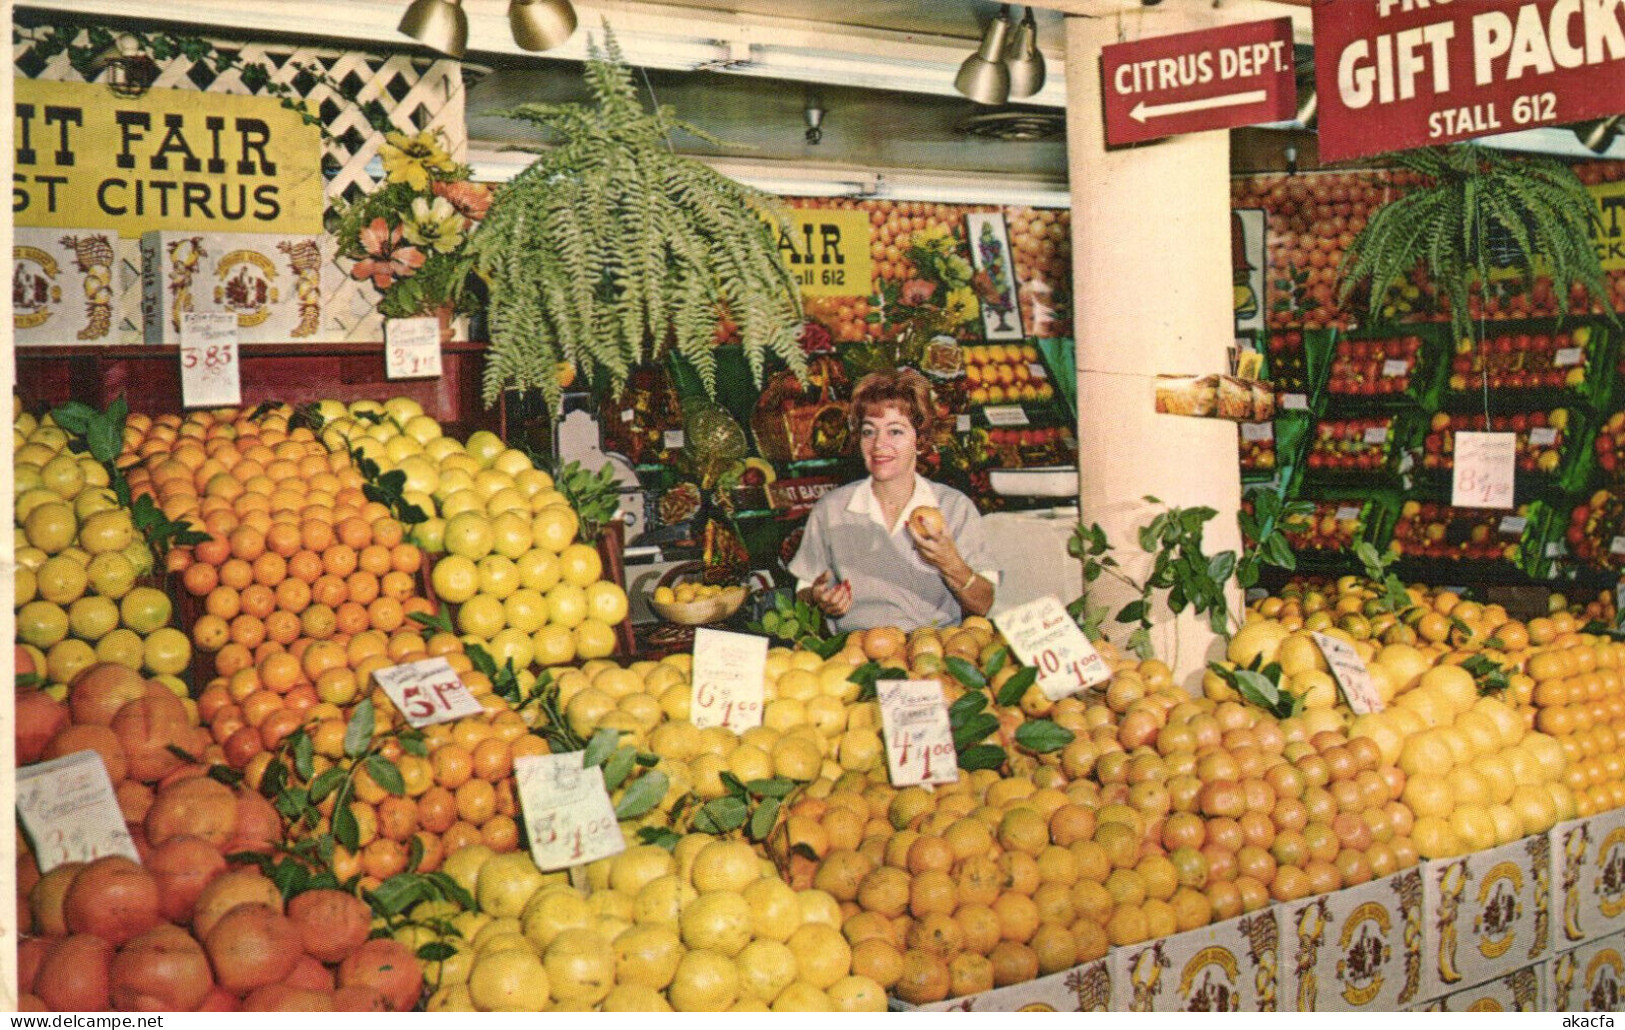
xmin=955 ymin=14 xmax=1013 ymax=106
xmin=1005 ymin=8 xmax=1046 ymax=99
xmin=398 ymin=0 xmax=468 ymax=58
xmin=1578 ymin=115 xmax=1622 ymax=155
xmin=510 ymin=0 xmax=578 ymax=52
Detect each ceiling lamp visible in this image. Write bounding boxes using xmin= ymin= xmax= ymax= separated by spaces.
xmin=1576 ymin=115 xmax=1622 ymax=155
xmin=398 ymin=0 xmax=467 ymax=58
xmin=1005 ymin=6 xmax=1045 ymax=100
xmin=955 ymin=6 xmax=1013 ymax=106
xmin=509 ymin=0 xmax=577 ymax=52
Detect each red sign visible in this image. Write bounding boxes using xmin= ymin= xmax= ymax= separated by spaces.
xmin=1100 ymin=18 xmax=1297 ymax=146
xmin=1314 ymin=0 xmax=1625 ymax=164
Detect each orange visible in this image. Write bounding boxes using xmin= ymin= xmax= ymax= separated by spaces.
xmin=205 ymin=586 xmax=243 ymax=621
xmin=312 ymin=575 xmax=348 ymax=608
xmin=192 ymin=613 xmax=231 ymax=653
xmin=417 ymin=787 xmax=458 ymax=833
xmin=300 ymin=605 xmax=337 ymax=640
xmin=219 ymin=558 xmax=254 ymax=590
xmin=335 ymin=602 xmax=370 ymax=636
xmin=301 ymin=640 xmax=348 ymax=682
xmin=288 ymin=550 xmax=323 ymax=584
xmin=337 ymin=518 xmax=372 ymax=550
xmin=215 ymin=642 xmax=254 ymax=678
xmin=301 ymin=521 xmax=335 ymax=552
xmin=240 ymin=584 xmax=276 ymax=620
xmin=380 ymin=571 xmax=416 ymax=602
xmin=433 ymin=745 xmax=474 ymax=790
xmin=229 ymin=615 xmax=267 ymax=650
xmin=368 ymin=597 xmax=405 ymax=633
xmin=387 ymin=632 xmax=426 ymax=663
xmin=183 ymin=563 xmax=220 ymax=597
xmin=251 ymin=553 xmax=287 ymax=587
xmin=455 ymin=779 xmax=497 ymax=824
xmin=260 ymin=651 xmax=304 ymax=694
xmin=323 ymin=546 xmax=358 ymax=578
xmin=241 ymin=688 xmax=283 ymax=728
xmin=481 ymin=816 xmax=519 ymax=852
xmin=346 ymin=571 xmax=381 ymax=606
xmin=357 ymin=545 xmax=392 ymax=577
xmin=472 ymin=738 xmax=513 ymax=782
xmin=390 ymin=546 xmax=422 ymax=575
xmin=373 ymin=519 xmax=404 ymax=548
xmin=273 ymin=578 xmax=312 ymax=614
xmin=265 ymin=523 xmax=302 ymax=558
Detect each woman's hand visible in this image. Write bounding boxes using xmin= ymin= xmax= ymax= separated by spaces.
xmin=807 ymin=571 xmax=853 ymax=618
xmin=908 ymin=519 xmax=968 ymax=579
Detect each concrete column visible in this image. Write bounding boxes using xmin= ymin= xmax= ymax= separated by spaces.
xmin=1065 ymin=10 xmax=1244 ymax=685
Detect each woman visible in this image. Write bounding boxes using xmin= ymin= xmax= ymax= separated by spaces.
xmin=788 ymin=368 xmax=998 ymax=632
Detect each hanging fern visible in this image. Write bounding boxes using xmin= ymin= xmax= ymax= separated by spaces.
xmin=471 ymin=27 xmax=805 ymax=409
xmin=1338 ymin=145 xmax=1615 ymax=342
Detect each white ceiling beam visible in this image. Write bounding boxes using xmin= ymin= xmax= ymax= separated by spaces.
xmin=1033 ymin=0 xmax=1313 ymax=45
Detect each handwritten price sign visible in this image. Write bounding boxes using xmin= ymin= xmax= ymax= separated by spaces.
xmin=515 ymin=753 xmax=625 ymax=871
xmin=994 ymin=596 xmax=1112 ymax=702
xmin=373 ymin=656 xmax=485 ymax=727
xmin=1310 ymin=632 xmax=1383 ymax=715
xmin=690 ymin=627 xmax=767 ymax=732
xmin=17 ymin=751 xmax=141 ymax=872
xmin=385 ymin=317 xmax=443 ymax=380
xmin=878 ymin=680 xmax=958 ymax=787
xmin=180 ymin=312 xmax=241 ymax=408
xmin=1451 ymin=431 xmax=1516 ymax=510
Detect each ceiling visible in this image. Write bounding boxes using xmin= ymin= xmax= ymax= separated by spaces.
xmin=617 ymin=0 xmax=1069 ymax=39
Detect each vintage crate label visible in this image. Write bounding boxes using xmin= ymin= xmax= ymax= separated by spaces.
xmin=1412 ymin=963 xmax=1545 ymax=1012
xmin=1112 ymin=909 xmax=1280 ymax=1012
xmin=1552 ymin=810 xmax=1625 ymax=952
xmin=892 ymin=958 xmax=1115 ymax=1012
xmin=1547 ymin=930 xmax=1625 ymax=1013
xmin=13 ymin=228 xmax=132 ymax=345
xmin=1423 ymin=834 xmax=1551 ymax=1000
xmin=142 ymin=231 xmax=332 ymax=343
xmin=1277 ymin=868 xmax=1425 ymax=1011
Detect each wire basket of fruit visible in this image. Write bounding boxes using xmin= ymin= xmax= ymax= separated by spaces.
xmin=648 ymin=561 xmax=748 ymax=626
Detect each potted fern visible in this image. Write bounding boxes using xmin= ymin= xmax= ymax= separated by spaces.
xmin=1337 ymin=145 xmax=1614 ymax=342
xmin=470 ymin=28 xmax=806 ymax=409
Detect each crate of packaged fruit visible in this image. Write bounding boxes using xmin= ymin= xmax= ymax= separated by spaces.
xmin=1238 ymin=410 xmax=1312 ymax=487
xmin=1549 ymin=810 xmax=1625 ymax=953
xmin=1439 ymin=320 xmax=1615 ymax=413
xmin=1411 ymin=962 xmax=1546 ymax=1011
xmin=1590 ymin=410 xmax=1625 ymax=489
xmin=1265 ymin=329 xmax=1326 ymax=414
xmin=890 ymin=956 xmax=1116 ymax=1012
xmin=1546 ymin=929 xmax=1625 ymax=1012
xmin=1387 ymin=500 xmax=1558 ymax=579
xmin=1275 ymin=868 xmax=1427 ymax=1012
xmin=1321 ymin=329 xmax=1447 ymax=410
xmin=1301 ymin=413 xmax=1424 ymax=490
xmin=1420 ymin=833 xmax=1553 ymax=1001
xmin=1109 ymin=909 xmax=1281 ymax=1012
xmin=1418 ymin=408 xmax=1595 ymax=498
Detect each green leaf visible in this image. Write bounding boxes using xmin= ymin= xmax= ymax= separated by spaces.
xmin=49 ymin=402 xmax=96 ymax=435
xmin=692 ymin=795 xmax=750 ymax=834
xmin=259 ymin=759 xmax=288 ymax=800
xmin=368 ymin=874 xmax=428 ymax=918
xmin=603 ymin=747 xmax=637 ymax=791
xmin=1014 ymin=720 xmax=1074 ymax=754
xmin=614 ymin=771 xmax=668 ymax=819
xmin=344 ymin=699 xmax=376 ymax=759
xmin=583 ymin=728 xmax=620 ymax=769
xmin=945 ymin=656 xmax=988 ymax=690
xmin=1231 ymin=668 xmax=1281 ymax=712
xmin=293 ymin=732 xmax=315 ymax=781
xmin=85 ymin=415 xmax=121 ymax=464
xmin=417 ymin=941 xmax=457 ymax=963
xmin=638 ymin=827 xmax=682 ymax=851
xmin=957 ymin=744 xmax=1006 ymax=772
xmin=948 ymin=691 xmax=988 ymax=723
xmin=718 ymin=771 xmax=749 ymax=798
xmin=745 ymin=778 xmax=798 ymax=799
xmin=1117 ymin=600 xmax=1148 ymax=624
xmin=995 ymin=666 xmax=1037 ymax=708
xmin=334 ymin=804 xmax=361 ymax=852
xmin=364 ymin=755 xmax=405 ymax=795
xmin=984 ymin=647 xmax=1009 ymax=679
xmin=748 ymin=796 xmax=781 ymax=841
xmin=308 ymin=766 xmax=346 ymax=805
xmin=952 ymin=713 xmax=1000 ymax=751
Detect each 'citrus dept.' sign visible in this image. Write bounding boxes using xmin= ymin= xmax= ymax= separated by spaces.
xmin=14 ymin=78 xmax=324 ymax=235
xmin=771 ymin=207 xmax=872 ymax=296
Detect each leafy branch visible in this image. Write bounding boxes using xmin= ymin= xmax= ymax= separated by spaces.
xmin=748 ymin=592 xmax=834 ymax=650
xmin=1353 ymin=541 xmax=1415 ymax=617
xmin=1206 ymin=658 xmax=1302 ymax=720
xmin=544 ymin=458 xmax=622 ymax=543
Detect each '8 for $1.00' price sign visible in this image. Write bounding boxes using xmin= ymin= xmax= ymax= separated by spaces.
xmin=515 ymin=753 xmax=625 ymax=871
xmin=878 ymin=680 xmax=958 ymax=787
xmin=372 ymin=656 xmax=485 ymax=727
xmin=180 ymin=312 xmax=241 ymax=408
xmin=994 ymin=596 xmax=1112 ymax=701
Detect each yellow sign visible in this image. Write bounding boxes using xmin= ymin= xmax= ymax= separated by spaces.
xmin=1591 ymin=180 xmax=1625 ymax=272
xmin=773 ymin=208 xmax=873 ymax=297
xmin=13 ymin=79 xmax=325 ymax=236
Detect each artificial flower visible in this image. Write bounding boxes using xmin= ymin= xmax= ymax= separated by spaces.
xmin=900 ymin=278 xmax=938 ymax=306
xmin=401 ymin=196 xmax=466 ymax=254
xmin=944 ymin=286 xmax=979 ymax=326
xmin=379 ymin=130 xmax=457 ymax=192
xmin=432 ymin=178 xmax=492 ymax=223
xmin=942 ymin=254 xmax=974 ymax=289
xmin=350 ymin=216 xmax=424 ymax=289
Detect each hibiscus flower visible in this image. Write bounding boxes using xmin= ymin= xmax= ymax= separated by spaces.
xmin=900 ymin=278 xmax=938 ymax=307
xmin=432 ymin=179 xmax=492 ymax=223
xmin=350 ymin=217 xmax=425 ymax=290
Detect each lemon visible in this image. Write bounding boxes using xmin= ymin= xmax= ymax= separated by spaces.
xmin=441 ymin=844 xmax=496 ymax=897
xmin=633 ymin=873 xmax=697 ymax=927
xmin=612 ymin=922 xmax=683 ymax=990
xmin=17 ymin=600 xmax=70 ymax=649
xmin=602 ymin=984 xmax=673 ymax=1012
xmin=426 ymin=984 xmax=476 ymax=1012
xmin=772 ymin=982 xmax=833 ymax=1011
xmin=786 ymin=923 xmax=850 ymax=989
xmin=474 ymin=932 xmax=533 ymax=957
xmin=470 ymin=917 xmax=523 ymax=952
xmin=478 ymin=851 xmax=548 ymax=919
xmin=68 ymin=595 xmax=120 ymax=642
xmin=680 ymin=891 xmax=753 ymax=956
xmin=15 ymin=566 xmax=37 ymax=607
xmin=542 ymin=928 xmax=615 ymax=1005
xmin=796 ymin=890 xmax=843 ymax=929
xmin=690 ymin=840 xmax=761 ymax=894
xmin=24 ymin=502 xmax=77 ymax=554
xmin=611 ymin=845 xmax=676 ymax=896
xmin=468 ymin=948 xmax=550 ymax=1012
xmin=736 ymin=938 xmax=798 ymax=1002
xmin=521 ymin=886 xmax=593 ymax=952
xmin=741 ymin=876 xmax=802 ymax=943
xmin=668 ymin=948 xmax=740 ymax=1012
xmin=827 ymin=975 xmax=887 ymax=1012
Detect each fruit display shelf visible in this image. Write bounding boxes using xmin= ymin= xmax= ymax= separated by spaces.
xmin=1387 ymin=500 xmax=1561 ymax=580
xmin=1591 ymin=410 xmax=1625 ymax=490
xmin=1262 ymin=329 xmax=1324 ymax=413
xmin=1415 ymin=408 xmax=1597 ymax=502
xmin=1321 ymin=328 xmax=1449 ymax=411
xmin=1301 ymin=412 xmax=1425 ymax=490
xmin=1564 ymin=489 xmax=1625 ymax=573
xmin=1246 ymin=494 xmax=1394 ymax=565
xmin=1437 ymin=320 xmax=1616 ymax=415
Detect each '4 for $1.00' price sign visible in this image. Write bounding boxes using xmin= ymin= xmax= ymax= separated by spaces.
xmin=994 ymin=596 xmax=1112 ymax=701
xmin=878 ymin=680 xmax=958 ymax=787
xmin=373 ymin=656 xmax=485 ymax=727
xmin=180 ymin=312 xmax=241 ymax=408
xmin=515 ymin=753 xmax=624 ymax=871
xmin=690 ymin=627 xmax=767 ymax=733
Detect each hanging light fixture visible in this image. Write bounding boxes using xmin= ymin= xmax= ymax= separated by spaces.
xmin=955 ymin=6 xmax=1013 ymax=106
xmin=398 ymin=0 xmax=468 ymax=58
xmin=92 ymin=35 xmax=160 ymax=98
xmin=509 ymin=0 xmax=577 ymax=52
xmin=1005 ymin=6 xmax=1045 ymax=100
xmin=1576 ymin=115 xmax=1622 ymax=155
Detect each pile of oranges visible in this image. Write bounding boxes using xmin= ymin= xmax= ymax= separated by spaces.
xmin=1528 ymin=640 xmax=1625 ymax=818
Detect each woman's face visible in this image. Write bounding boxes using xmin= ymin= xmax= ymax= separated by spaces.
xmin=859 ymin=404 xmax=918 ymax=484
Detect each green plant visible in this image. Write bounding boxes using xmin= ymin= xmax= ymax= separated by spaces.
xmin=1338 ymin=145 xmax=1615 ymax=342
xmin=546 ymin=458 xmax=622 ymax=543
xmin=1352 ymin=540 xmax=1416 ymax=617
xmin=472 ymin=27 xmax=805 ymax=409
xmin=747 ymin=593 xmax=833 ymax=649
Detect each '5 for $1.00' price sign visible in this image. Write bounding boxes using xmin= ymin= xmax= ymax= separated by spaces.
xmin=690 ymin=627 xmax=767 ymax=733
xmin=180 ymin=312 xmax=241 ymax=408
xmin=515 ymin=753 xmax=625 ymax=871
xmin=373 ymin=657 xmax=485 ymax=727
xmin=878 ymin=680 xmax=958 ymax=787
xmin=994 ymin=596 xmax=1112 ymax=701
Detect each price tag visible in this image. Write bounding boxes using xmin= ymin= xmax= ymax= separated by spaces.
xmin=1240 ymin=422 xmax=1274 ymax=442
xmin=620 ymin=409 xmax=634 ymax=423
xmin=1280 ymin=394 xmax=1309 ymax=411
xmin=994 ymin=596 xmax=1112 ymax=702
xmin=1362 ymin=427 xmax=1388 ymax=445
xmin=1546 ymin=542 xmax=1568 ymax=558
xmin=1381 ymin=359 xmax=1409 ymax=377
xmin=373 ymin=657 xmax=485 ymax=727
xmin=1451 ymin=431 xmax=1516 ymax=509
xmin=17 ymin=751 xmax=141 ymax=872
xmin=515 ymin=754 xmax=624 ymax=871
xmin=1498 ymin=515 xmax=1528 ymax=535
xmin=664 ymin=429 xmax=685 ymax=449
xmin=1528 ymin=427 xmax=1559 ymax=446
xmin=690 ymin=627 xmax=767 ymax=732
xmin=984 ymin=406 xmax=1030 ymax=428
xmin=179 ymin=312 xmax=241 ymax=408
xmin=1611 ymin=536 xmax=1625 ymax=556
xmin=956 ymin=414 xmax=972 ymax=433
xmin=1027 ymin=363 xmax=1048 ymax=380
xmin=1310 ymin=632 xmax=1383 ymax=714
xmin=1335 ymin=505 xmax=1362 ymax=522
xmin=384 ymin=317 xmax=443 ymax=380
xmin=877 ymin=680 xmax=958 ymax=787
xmin=1555 ymin=347 xmax=1584 ymax=367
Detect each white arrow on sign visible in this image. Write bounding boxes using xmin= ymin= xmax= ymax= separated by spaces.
xmin=1130 ymin=89 xmax=1269 ymax=123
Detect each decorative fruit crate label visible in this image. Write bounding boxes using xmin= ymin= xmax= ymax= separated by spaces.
xmin=690 ymin=627 xmax=767 ymax=732
xmin=12 ymin=228 xmax=129 ymax=345
xmin=1241 ymin=422 xmax=1274 ymax=442
xmin=384 ymin=316 xmax=442 ymax=380
xmin=995 ymin=596 xmax=1112 ymax=701
xmin=515 ymin=753 xmax=624 ymax=871
xmin=663 ymin=429 xmax=685 ymax=449
xmin=1414 ymin=963 xmax=1545 ymax=1012
xmin=1362 ymin=426 xmax=1388 ymax=445
xmin=16 ymin=750 xmax=141 ymax=872
xmin=140 ymin=231 xmax=332 ymax=343
xmin=877 ymin=679 xmax=958 ymax=787
xmin=1310 ymin=632 xmax=1382 ymax=714
xmin=1551 ymin=811 xmax=1625 ymax=952
xmin=1451 ymin=431 xmax=1516 ymax=510
xmin=1112 ymin=909 xmax=1280 ymax=1011
xmin=1528 ymin=427 xmax=1559 ymax=447
xmin=1281 ymin=393 xmax=1309 ymax=411
xmin=985 ymin=405 xmax=1030 ymax=427
xmin=1277 ymin=869 xmax=1425 ymax=1012
xmin=1335 ymin=505 xmax=1363 ymax=522
xmin=179 ymin=312 xmax=241 ymax=408
xmin=1555 ymin=347 xmax=1584 ymax=367
xmin=1547 ymin=929 xmax=1625 ymax=1012
xmin=1382 ymin=359 xmax=1409 ymax=377
xmin=1423 ymin=835 xmax=1551 ymax=1001
xmin=373 ymin=656 xmax=484 ymax=727
xmin=894 ymin=957 xmax=1115 ymax=1011
xmin=1498 ymin=516 xmax=1528 ymax=535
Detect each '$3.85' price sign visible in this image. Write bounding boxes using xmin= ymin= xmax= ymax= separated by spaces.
xmin=179 ymin=312 xmax=241 ymax=408
xmin=514 ymin=753 xmax=625 ymax=871
xmin=994 ymin=596 xmax=1112 ymax=701
xmin=372 ymin=657 xmax=485 ymax=727
xmin=878 ymin=680 xmax=958 ymax=787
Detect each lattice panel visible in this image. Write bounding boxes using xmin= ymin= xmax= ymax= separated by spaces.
xmin=13 ymin=23 xmax=466 ymax=343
